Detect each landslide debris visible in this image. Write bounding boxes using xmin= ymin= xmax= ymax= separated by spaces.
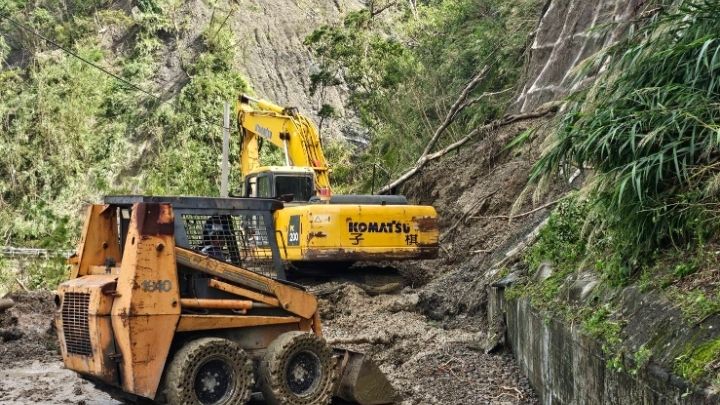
xmin=398 ymin=116 xmax=569 ymax=323
xmin=0 ymin=292 xmax=118 ymax=404
xmin=314 ymin=283 xmax=536 ymax=404
xmin=0 ymin=291 xmax=57 ymax=365
xmin=301 ymin=116 xmax=567 ymax=405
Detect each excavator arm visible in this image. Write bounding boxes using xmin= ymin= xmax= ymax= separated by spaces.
xmin=236 ymin=94 xmax=331 ymax=197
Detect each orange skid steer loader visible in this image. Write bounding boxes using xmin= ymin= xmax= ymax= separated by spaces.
xmin=54 ymin=196 xmax=394 ymax=404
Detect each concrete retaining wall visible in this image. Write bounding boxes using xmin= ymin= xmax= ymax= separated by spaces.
xmin=488 ymin=286 xmax=717 ymax=404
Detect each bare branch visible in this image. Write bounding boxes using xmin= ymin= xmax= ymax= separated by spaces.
xmin=458 ymin=87 xmax=513 ymax=111
xmin=369 ymin=0 xmax=398 ymax=17
xmin=471 ymin=196 xmax=566 ymax=221
xmin=378 ymin=105 xmax=559 ymax=194
xmin=420 ymin=66 xmax=489 ymax=157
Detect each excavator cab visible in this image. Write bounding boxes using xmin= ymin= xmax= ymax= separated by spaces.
xmin=243 ymin=166 xmax=315 ymax=202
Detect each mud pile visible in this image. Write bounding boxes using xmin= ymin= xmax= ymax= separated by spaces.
xmin=0 ymin=291 xmax=57 ymax=365
xmin=314 ymin=282 xmax=536 ymax=404
xmin=0 ymin=292 xmax=117 ymax=404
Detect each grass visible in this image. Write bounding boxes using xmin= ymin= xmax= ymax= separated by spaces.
xmin=532 ymin=0 xmax=720 ymax=272
xmin=580 ymin=305 xmax=625 ymax=371
xmin=674 ymin=338 xmax=720 ymax=382
xmin=631 ymin=344 xmax=653 ymax=375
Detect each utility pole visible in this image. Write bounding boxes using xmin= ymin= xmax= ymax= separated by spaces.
xmin=220 ymin=101 xmax=230 ymax=197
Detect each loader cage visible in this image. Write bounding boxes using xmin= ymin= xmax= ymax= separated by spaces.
xmin=104 ymin=195 xmax=287 ymax=280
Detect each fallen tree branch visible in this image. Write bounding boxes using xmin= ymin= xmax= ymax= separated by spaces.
xmin=471 ymin=196 xmax=566 ymax=221
xmin=356 ymin=282 xmax=403 ymax=296
xmin=441 ymin=189 xmax=499 ymax=240
xmin=491 ymin=217 xmax=549 ymax=269
xmin=327 ymin=332 xmax=407 ymax=346
xmin=458 ymin=87 xmax=513 ymax=111
xmin=378 ymin=104 xmax=559 ymax=194
xmin=14 ymin=277 xmax=28 ymax=292
xmin=421 ymin=66 xmax=489 ymax=157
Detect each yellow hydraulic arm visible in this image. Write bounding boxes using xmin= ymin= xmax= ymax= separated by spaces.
xmin=236 ymin=94 xmax=331 ymax=196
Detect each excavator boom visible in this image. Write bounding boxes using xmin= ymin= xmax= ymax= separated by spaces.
xmin=237 ymin=94 xmax=331 ymax=196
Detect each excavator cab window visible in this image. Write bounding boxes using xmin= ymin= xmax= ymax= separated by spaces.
xmin=244 ymin=172 xmax=314 ymax=202
xmin=246 ymin=177 xmax=257 ymax=197
xmin=257 ymin=175 xmax=272 ymax=198
xmin=275 ymin=175 xmax=313 ymax=202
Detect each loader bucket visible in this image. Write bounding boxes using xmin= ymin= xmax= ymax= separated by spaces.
xmin=334 ymin=349 xmax=397 ymax=404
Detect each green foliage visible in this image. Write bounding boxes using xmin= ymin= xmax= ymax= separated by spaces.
xmin=324 ymin=139 xmax=357 ymax=194
xmin=525 ymin=195 xmax=589 ymax=274
xmin=504 ymin=127 xmax=537 ymax=152
xmin=317 ymin=104 xmax=336 ymax=120
xmin=581 ymin=304 xmax=625 ymax=371
xmin=673 ymin=262 xmax=699 ymax=279
xmin=674 ymin=338 xmax=720 ymax=382
xmin=0 ymin=257 xmax=11 ymax=294
xmin=306 ymin=0 xmax=542 ymax=190
xmin=533 ymin=0 xmax=720 ymax=269
xmin=631 ymin=344 xmax=653 ymax=375
xmin=0 ymin=1 xmax=250 ymax=274
xmin=25 ymin=256 xmax=68 ymax=290
xmin=522 ymin=193 xmax=642 ymax=286
xmin=669 ymin=289 xmax=720 ymax=323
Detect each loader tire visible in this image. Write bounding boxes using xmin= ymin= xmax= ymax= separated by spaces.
xmin=163 ymin=337 xmax=254 ymax=405
xmin=259 ymin=331 xmax=336 ymax=405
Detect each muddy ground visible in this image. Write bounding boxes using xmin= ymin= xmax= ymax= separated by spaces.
xmin=0 ymin=116 xmax=561 ymax=404
xmin=0 ymin=277 xmax=535 ymax=404
xmin=0 ymin=292 xmax=119 ymax=404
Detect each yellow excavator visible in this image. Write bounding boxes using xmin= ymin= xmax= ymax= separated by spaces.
xmin=235 ymin=95 xmax=438 ymax=269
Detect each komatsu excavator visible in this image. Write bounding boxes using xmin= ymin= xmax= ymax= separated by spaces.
xmin=235 ymin=95 xmax=438 ymax=268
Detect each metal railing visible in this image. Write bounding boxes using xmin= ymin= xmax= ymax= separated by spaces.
xmin=1 ymin=246 xmax=73 ymax=258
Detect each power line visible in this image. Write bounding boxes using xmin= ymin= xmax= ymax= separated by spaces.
xmin=0 ymin=13 xmax=230 ymax=130
xmin=3 ymin=14 xmax=160 ymax=99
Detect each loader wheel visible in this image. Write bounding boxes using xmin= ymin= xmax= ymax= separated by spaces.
xmin=164 ymin=337 xmax=254 ymax=405
xmin=260 ymin=331 xmax=336 ymax=405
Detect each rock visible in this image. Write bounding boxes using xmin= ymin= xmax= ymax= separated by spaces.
xmin=567 ymin=271 xmax=599 ymax=303
xmin=511 ymin=0 xmax=649 ymax=113
xmin=0 ymin=298 xmax=15 ymax=312
xmin=479 ymin=316 xmax=507 ymax=354
xmin=492 ymin=271 xmax=522 ymax=288
xmin=534 ymin=262 xmax=553 ymax=282
xmin=0 ymin=327 xmax=23 ymax=342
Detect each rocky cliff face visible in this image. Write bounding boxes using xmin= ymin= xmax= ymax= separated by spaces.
xmin=158 ymin=0 xmax=363 ymax=141
xmin=230 ymin=0 xmax=363 ymax=141
xmin=511 ymin=0 xmax=649 ymax=113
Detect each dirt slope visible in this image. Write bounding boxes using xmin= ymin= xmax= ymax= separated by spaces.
xmin=400 ymin=116 xmax=568 ymax=322
xmin=155 ymin=0 xmax=364 ymax=142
